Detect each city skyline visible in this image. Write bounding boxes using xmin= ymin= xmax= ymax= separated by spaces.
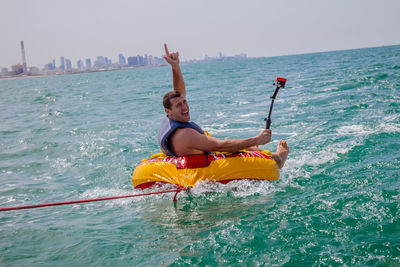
xmin=1 ymin=0 xmax=400 ymax=69
xmin=1 ymin=40 xmax=247 ymax=71
xmin=0 ymin=40 xmax=248 ymax=78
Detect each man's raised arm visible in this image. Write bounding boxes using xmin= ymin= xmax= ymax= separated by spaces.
xmin=164 ymin=44 xmax=186 ymax=95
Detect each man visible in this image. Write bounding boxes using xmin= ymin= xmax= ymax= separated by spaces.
xmin=158 ymin=44 xmax=289 ymax=168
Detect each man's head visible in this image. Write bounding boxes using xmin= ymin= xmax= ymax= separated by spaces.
xmin=163 ymin=90 xmax=190 ymax=122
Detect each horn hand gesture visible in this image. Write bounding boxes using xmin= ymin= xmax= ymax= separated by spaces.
xmin=164 ymin=44 xmax=180 ymax=67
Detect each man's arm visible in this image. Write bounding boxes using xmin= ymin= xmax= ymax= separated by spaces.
xmin=164 ymin=44 xmax=186 ymax=95
xmin=171 ymin=128 xmax=272 ymax=155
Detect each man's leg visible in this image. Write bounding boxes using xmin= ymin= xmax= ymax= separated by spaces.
xmin=247 ymin=140 xmax=289 ymax=169
xmin=271 ymin=140 xmax=289 ymax=169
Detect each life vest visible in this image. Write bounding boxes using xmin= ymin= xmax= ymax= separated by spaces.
xmin=158 ymin=116 xmax=204 ymax=156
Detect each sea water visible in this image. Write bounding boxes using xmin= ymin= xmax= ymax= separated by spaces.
xmin=0 ymin=45 xmax=399 ymax=266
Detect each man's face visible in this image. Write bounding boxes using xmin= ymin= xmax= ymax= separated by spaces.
xmin=165 ymin=95 xmax=190 ymax=122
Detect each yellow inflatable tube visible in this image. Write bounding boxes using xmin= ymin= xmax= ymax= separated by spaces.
xmin=132 ymin=150 xmax=279 ymax=189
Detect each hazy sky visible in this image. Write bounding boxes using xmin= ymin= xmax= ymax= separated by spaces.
xmin=1 ymin=0 xmax=400 ymax=68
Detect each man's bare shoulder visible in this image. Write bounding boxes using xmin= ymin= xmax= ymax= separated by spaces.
xmin=174 ymin=127 xmax=203 ymax=139
xmin=171 ymin=127 xmax=209 ymax=155
xmin=172 ymin=127 xmax=209 ymax=148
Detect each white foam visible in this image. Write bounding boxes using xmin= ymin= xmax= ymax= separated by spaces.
xmin=50 ymin=157 xmax=72 ymax=171
xmin=337 ymin=121 xmax=400 ymax=137
xmin=81 ymin=187 xmax=149 ymax=206
xmin=188 ymin=179 xmax=282 ymax=199
xmin=79 ymin=179 xmax=284 ymax=207
xmin=4 ymin=196 xmax=16 ymax=204
xmin=239 ymin=112 xmax=261 ymax=118
xmin=382 ymin=114 xmax=399 ymax=122
xmin=281 ymin=135 xmax=362 ymax=184
xmin=379 ymin=122 xmax=400 ymax=133
xmin=337 ymin=124 xmax=373 ymax=136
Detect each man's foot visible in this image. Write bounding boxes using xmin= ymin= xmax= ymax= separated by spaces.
xmin=272 ymin=140 xmax=290 ymax=169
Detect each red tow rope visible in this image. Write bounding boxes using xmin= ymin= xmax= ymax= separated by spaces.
xmin=172 ymin=186 xmax=185 ymax=202
xmin=0 ymin=187 xmax=187 ymax=212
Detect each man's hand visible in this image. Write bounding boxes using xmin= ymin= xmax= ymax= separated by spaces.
xmin=164 ymin=43 xmax=186 ymax=94
xmin=255 ymin=129 xmax=272 ymax=145
xmin=164 ymin=44 xmax=180 ymax=67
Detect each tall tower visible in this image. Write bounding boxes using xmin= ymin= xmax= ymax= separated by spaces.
xmin=20 ymin=41 xmax=27 ymax=74
xmin=60 ymin=56 xmax=65 ymax=70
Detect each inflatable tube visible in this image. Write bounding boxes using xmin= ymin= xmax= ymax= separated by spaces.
xmin=132 ymin=150 xmax=279 ymax=189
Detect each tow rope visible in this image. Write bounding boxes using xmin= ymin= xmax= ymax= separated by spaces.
xmin=0 ymin=186 xmax=187 ymax=212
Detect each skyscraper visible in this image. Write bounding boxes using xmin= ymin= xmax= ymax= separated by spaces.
xmin=20 ymin=41 xmax=27 ymax=74
xmin=65 ymin=59 xmax=72 ymax=70
xmin=86 ymin=58 xmax=92 ymax=70
xmin=77 ymin=59 xmax=84 ymax=70
xmin=137 ymin=55 xmax=144 ymax=66
xmin=119 ymin=53 xmax=126 ymax=65
xmin=60 ymin=56 xmax=65 ymax=71
xmin=94 ymin=56 xmax=106 ymax=68
xmin=127 ymin=56 xmax=138 ymax=66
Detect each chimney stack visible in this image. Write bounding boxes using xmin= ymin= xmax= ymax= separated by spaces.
xmin=20 ymin=41 xmax=27 ymax=74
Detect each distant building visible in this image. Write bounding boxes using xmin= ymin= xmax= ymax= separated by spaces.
xmin=44 ymin=61 xmax=56 ymax=70
xmin=148 ymin=55 xmax=153 ymax=65
xmin=94 ymin=56 xmax=107 ymax=68
xmin=102 ymin=57 xmax=112 ymax=66
xmin=11 ymin=64 xmax=24 ymax=75
xmin=20 ymin=41 xmax=28 ymax=74
xmin=128 ymin=55 xmax=144 ymax=66
xmin=1 ymin=68 xmax=8 ymax=76
xmin=127 ymin=56 xmax=138 ymax=66
xmin=137 ymin=55 xmax=144 ymax=65
xmin=28 ymin=67 xmax=41 ymax=75
xmin=65 ymin=59 xmax=72 ymax=70
xmin=119 ymin=53 xmax=126 ymax=65
xmin=86 ymin=58 xmax=92 ymax=70
xmin=60 ymin=56 xmax=65 ymax=70
xmin=153 ymin=56 xmax=164 ymax=65
xmin=77 ymin=59 xmax=84 ymax=70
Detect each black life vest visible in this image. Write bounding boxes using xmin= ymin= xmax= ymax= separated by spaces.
xmin=158 ymin=116 xmax=204 ymax=156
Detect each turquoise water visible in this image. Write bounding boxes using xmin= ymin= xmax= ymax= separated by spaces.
xmin=1 ymin=45 xmax=399 ymax=266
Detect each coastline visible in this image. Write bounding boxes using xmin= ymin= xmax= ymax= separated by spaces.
xmin=0 ymin=64 xmax=167 ymax=81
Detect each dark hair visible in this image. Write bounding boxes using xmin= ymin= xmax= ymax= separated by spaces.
xmin=163 ymin=90 xmax=181 ymax=109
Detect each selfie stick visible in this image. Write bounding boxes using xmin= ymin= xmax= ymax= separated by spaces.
xmin=265 ymin=77 xmax=287 ymax=129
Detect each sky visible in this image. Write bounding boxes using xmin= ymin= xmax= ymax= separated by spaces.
xmin=1 ymin=0 xmax=400 ymax=69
